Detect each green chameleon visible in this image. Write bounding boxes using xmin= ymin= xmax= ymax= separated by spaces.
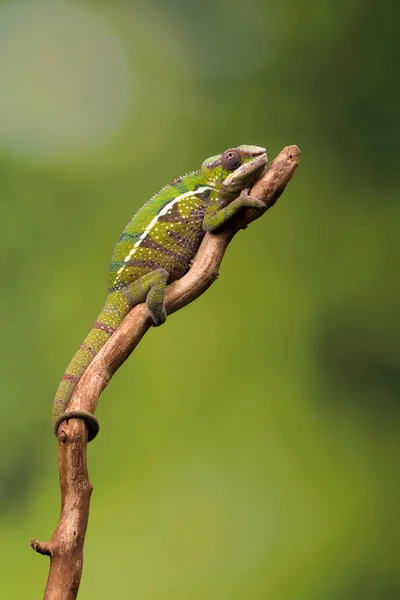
xmin=53 ymin=145 xmax=267 ymax=436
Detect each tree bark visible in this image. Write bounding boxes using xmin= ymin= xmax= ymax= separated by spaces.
xmin=31 ymin=145 xmax=301 ymax=599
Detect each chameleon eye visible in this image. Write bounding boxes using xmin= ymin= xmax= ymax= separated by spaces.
xmin=222 ymin=149 xmax=241 ymax=171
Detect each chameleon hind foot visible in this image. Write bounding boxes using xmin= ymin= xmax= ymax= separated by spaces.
xmin=123 ymin=267 xmax=169 ymax=327
xmin=146 ymin=268 xmax=169 ymax=326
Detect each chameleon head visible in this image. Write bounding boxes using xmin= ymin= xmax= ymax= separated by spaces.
xmin=201 ymin=144 xmax=267 ymax=197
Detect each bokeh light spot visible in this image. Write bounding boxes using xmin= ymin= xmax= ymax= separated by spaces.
xmin=0 ymin=0 xmax=133 ymax=162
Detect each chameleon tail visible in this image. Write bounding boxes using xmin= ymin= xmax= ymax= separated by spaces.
xmin=52 ymin=289 xmax=130 ymax=425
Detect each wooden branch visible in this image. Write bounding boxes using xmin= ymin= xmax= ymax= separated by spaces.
xmin=31 ymin=145 xmax=301 ymax=599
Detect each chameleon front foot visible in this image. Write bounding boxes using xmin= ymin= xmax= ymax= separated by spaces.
xmin=237 ymin=187 xmax=266 ymax=210
xmin=203 ymin=187 xmax=266 ymax=233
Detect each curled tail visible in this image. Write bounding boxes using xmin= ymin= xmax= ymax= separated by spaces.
xmin=52 ymin=289 xmax=130 ymax=425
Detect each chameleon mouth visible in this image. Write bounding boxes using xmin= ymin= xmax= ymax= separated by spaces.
xmin=223 ymin=152 xmax=268 ymax=186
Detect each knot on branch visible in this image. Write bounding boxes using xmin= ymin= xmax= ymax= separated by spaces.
xmin=30 ymin=539 xmax=52 ymax=556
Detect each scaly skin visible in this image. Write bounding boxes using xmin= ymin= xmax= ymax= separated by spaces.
xmin=52 ymin=145 xmax=267 ymax=424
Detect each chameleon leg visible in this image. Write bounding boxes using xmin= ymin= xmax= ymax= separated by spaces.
xmin=123 ymin=267 xmax=169 ymax=326
xmin=203 ymin=188 xmax=266 ymax=233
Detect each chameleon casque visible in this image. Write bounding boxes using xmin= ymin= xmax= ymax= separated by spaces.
xmin=52 ymin=145 xmax=267 ymax=433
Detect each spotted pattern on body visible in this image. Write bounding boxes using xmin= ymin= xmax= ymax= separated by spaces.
xmin=52 ymin=145 xmax=267 ymax=424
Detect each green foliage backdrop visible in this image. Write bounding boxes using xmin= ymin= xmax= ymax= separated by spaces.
xmin=0 ymin=0 xmax=398 ymax=597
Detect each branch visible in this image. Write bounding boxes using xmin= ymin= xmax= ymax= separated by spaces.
xmin=31 ymin=145 xmax=301 ymax=599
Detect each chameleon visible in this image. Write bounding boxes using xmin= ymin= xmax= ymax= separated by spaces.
xmin=52 ymin=145 xmax=267 ymax=436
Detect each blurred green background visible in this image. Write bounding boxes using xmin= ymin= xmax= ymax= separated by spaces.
xmin=1 ymin=0 xmax=398 ymax=597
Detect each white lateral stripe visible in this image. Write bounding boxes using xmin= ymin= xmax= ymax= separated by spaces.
xmin=123 ymin=186 xmax=211 ymax=263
